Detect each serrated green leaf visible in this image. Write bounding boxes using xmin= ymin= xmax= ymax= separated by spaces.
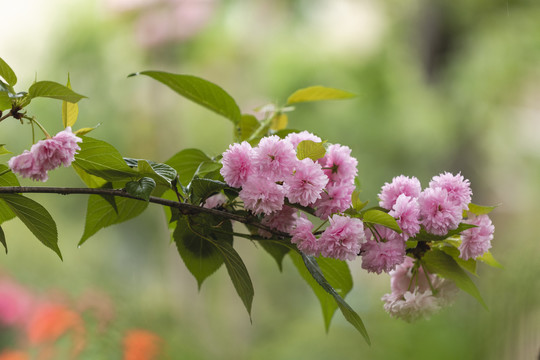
xmin=29 ymin=81 xmax=86 ymax=103
xmin=0 ymin=226 xmax=6 ymax=253
xmin=137 ymin=159 xmax=177 ymax=187
xmin=0 ymin=91 xmax=11 ymax=111
xmin=62 ymin=75 xmax=79 ymax=128
xmin=0 ymin=145 xmax=12 ymax=155
xmin=362 ymin=209 xmax=401 ymax=233
xmin=292 ymin=252 xmax=369 ymax=344
xmin=73 ymin=137 xmax=137 ymax=181
xmin=0 ymin=57 xmax=17 ymax=86
xmin=467 ymin=203 xmax=498 ymax=216
xmin=287 ymin=86 xmax=356 ymax=105
xmin=234 ymin=114 xmax=260 ymax=142
xmin=125 ymin=177 xmax=156 ymax=202
xmin=0 ymin=194 xmax=61 ymax=259
xmin=296 ymin=140 xmax=326 ymax=161
xmin=413 ymin=223 xmax=477 ymax=242
xmin=165 ymin=148 xmax=212 ymax=187
xmin=476 ymin=250 xmax=503 ymax=268
xmin=131 ymin=71 xmax=241 ymax=124
xmin=422 ymin=249 xmax=487 ymax=309
xmin=79 ymin=194 xmax=148 ymax=246
xmin=174 ymin=214 xmax=232 ymax=289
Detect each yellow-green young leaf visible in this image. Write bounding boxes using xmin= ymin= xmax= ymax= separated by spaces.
xmin=62 ymin=75 xmax=79 ymax=128
xmin=29 ymin=81 xmax=86 ymax=103
xmin=0 ymin=91 xmax=12 ymax=111
xmin=74 ymin=126 xmax=98 ymax=136
xmin=287 ymin=86 xmax=356 ymax=105
xmin=467 ymin=203 xmax=499 ymax=216
xmin=270 ymin=113 xmax=288 ymax=131
xmin=0 ymin=57 xmax=17 ymax=86
xmin=296 ymin=140 xmax=326 ymax=161
xmin=351 ymin=190 xmax=368 ymax=212
xmin=362 ymin=209 xmax=401 ymax=233
xmin=0 ymin=144 xmax=12 ymax=155
xmin=477 ymin=251 xmax=503 ymax=269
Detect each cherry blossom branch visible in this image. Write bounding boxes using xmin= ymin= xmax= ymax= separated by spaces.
xmin=0 ymin=186 xmax=290 ymax=238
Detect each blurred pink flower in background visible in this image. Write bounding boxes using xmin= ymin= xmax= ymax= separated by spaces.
xmin=106 ymin=0 xmax=218 ymax=48
xmin=0 ymin=277 xmax=34 ymax=328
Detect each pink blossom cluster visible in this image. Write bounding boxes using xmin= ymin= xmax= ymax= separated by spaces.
xmin=220 ymin=132 xmax=365 ymax=260
xmin=381 ymin=257 xmax=458 ymax=322
xmin=8 ymin=127 xmax=82 ymax=182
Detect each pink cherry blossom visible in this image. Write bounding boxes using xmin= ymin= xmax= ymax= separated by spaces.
xmin=378 ymin=175 xmax=421 ymax=210
xmin=8 ymin=127 xmax=81 ymax=182
xmin=252 ymin=135 xmax=297 ymax=181
xmin=220 ymin=141 xmax=254 ymax=188
xmin=239 ymin=176 xmax=285 ymax=215
xmin=418 ymin=187 xmax=462 ymax=236
xmin=318 ymin=215 xmax=365 ymax=261
xmin=284 ymin=158 xmax=328 ymax=206
xmin=258 ymin=206 xmax=298 ymax=238
xmin=429 ymin=172 xmax=472 ymax=210
xmin=202 ymin=193 xmax=228 ymax=209
xmin=459 ymin=214 xmax=494 ymax=260
xmin=284 ymin=130 xmax=322 ymax=149
xmin=314 ymin=181 xmax=355 ymax=220
xmin=389 ymin=194 xmax=421 ymax=238
xmin=290 ymin=215 xmax=319 ymax=256
xmin=360 ymin=236 xmax=405 ymax=274
xmin=319 ymin=144 xmax=358 ymax=184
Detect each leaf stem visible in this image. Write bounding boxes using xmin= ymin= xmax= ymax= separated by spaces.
xmin=23 ymin=115 xmax=51 ymax=139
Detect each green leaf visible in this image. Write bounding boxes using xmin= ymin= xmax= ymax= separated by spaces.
xmin=125 ymin=177 xmax=156 ymax=202
xmin=296 ymin=140 xmax=326 ymax=161
xmin=362 ymin=209 xmax=401 ymax=233
xmin=131 ymin=71 xmax=241 ymax=124
xmin=422 ymin=249 xmax=487 ymax=309
xmin=74 ymin=124 xmax=100 ymax=136
xmin=79 ymin=194 xmax=148 ymax=246
xmin=0 ymin=144 xmax=12 ymax=155
xmin=287 ymin=86 xmax=356 ymax=105
xmin=351 ymin=190 xmax=368 ymax=212
xmin=132 ymin=159 xmax=177 ymax=187
xmin=72 ymin=163 xmax=107 ymax=188
xmin=234 ymin=114 xmax=260 ymax=142
xmin=292 ymin=252 xmax=369 ymax=344
xmin=413 ymin=223 xmax=477 ymax=242
xmin=62 ymin=75 xmax=79 ymax=128
xmin=467 ymin=203 xmax=498 ymax=216
xmin=0 ymin=226 xmax=6 ymax=254
xmin=439 ymin=244 xmax=477 ymax=276
xmin=259 ymin=241 xmax=291 ymax=271
xmin=173 ymin=214 xmax=232 ymax=289
xmin=476 ymin=251 xmax=503 ymax=269
xmin=0 ymin=194 xmax=61 ymax=259
xmin=189 ymin=178 xmax=228 ymax=203
xmin=212 ymin=239 xmax=254 ymax=318
xmin=0 ymin=91 xmax=12 ymax=111
xmin=0 ymin=164 xmax=19 ymax=225
xmin=0 ymin=57 xmax=17 ymax=86
xmin=73 ymin=137 xmax=137 ymax=182
xmin=28 ymin=81 xmax=86 ymax=103
xmin=165 ymin=149 xmax=212 ymax=187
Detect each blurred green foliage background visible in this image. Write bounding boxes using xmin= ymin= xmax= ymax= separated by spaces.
xmin=1 ymin=0 xmax=540 ymax=358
